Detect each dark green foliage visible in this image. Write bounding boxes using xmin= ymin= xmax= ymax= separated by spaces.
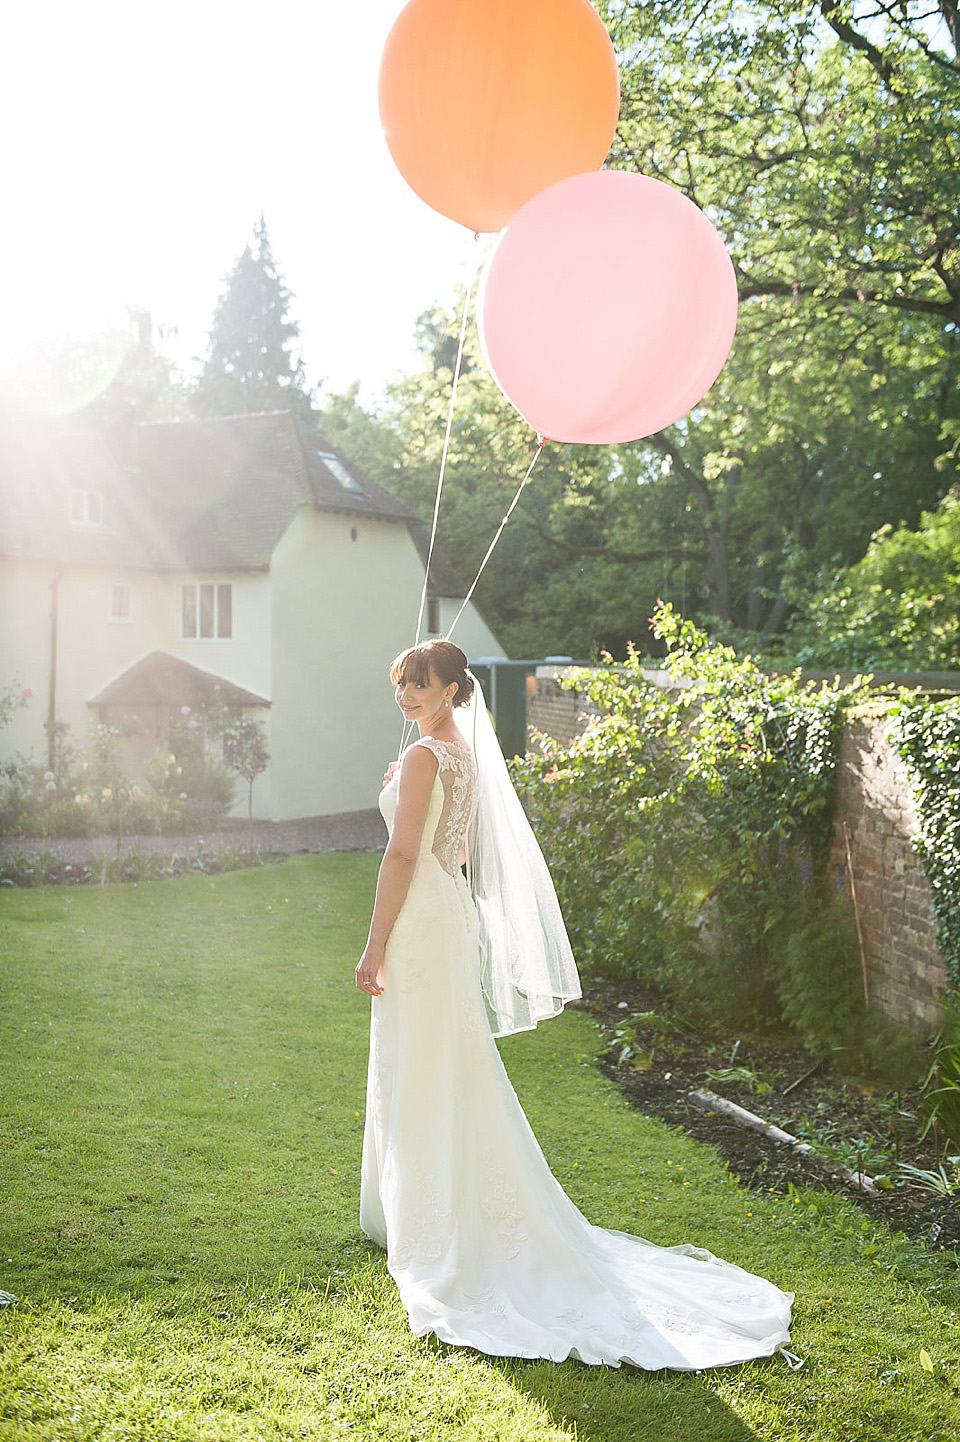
xmin=512 ymin=604 xmax=864 ymax=1029
xmin=603 ymin=0 xmax=959 ymax=636
xmin=776 ymin=491 xmax=960 ymax=671
xmin=775 ymin=892 xmax=865 ymax=1056
xmin=837 ymin=1012 xmax=929 ymax=1090
xmin=195 ymin=217 xmax=313 ymax=419
xmin=892 ymin=697 xmax=960 ymax=988
xmin=606 ymin=1008 xmax=694 ymax=1072
xmin=917 ymin=998 xmax=960 ymax=1156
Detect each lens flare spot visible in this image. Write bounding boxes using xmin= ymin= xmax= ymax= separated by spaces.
xmin=0 ymin=279 xmax=132 ymax=417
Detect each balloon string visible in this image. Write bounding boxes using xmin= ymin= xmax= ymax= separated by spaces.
xmin=445 ymin=438 xmax=545 ymax=643
xmin=413 ymin=267 xmax=478 ymax=648
xmin=398 ymin=263 xmax=478 ymax=761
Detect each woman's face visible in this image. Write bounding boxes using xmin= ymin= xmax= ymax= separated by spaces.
xmin=395 ymin=665 xmax=454 ymax=725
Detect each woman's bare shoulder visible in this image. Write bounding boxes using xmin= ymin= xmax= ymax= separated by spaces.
xmin=398 ymin=742 xmax=440 ymax=788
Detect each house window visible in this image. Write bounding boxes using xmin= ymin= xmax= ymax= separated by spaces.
xmin=428 ymin=596 xmax=441 ymax=635
xmin=318 ymin=450 xmax=365 ymax=495
xmin=69 ymin=489 xmax=104 ymax=527
xmin=181 ymin=582 xmax=232 ymax=640
xmin=110 ymin=584 xmax=132 ymax=622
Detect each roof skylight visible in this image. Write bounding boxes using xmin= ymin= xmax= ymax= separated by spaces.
xmin=318 ymin=451 xmax=364 ymax=495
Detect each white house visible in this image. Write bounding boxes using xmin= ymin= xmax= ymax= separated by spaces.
xmin=0 ymin=406 xmax=504 ymax=819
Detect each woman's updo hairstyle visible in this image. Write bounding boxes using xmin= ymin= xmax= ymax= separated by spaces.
xmin=390 ymin=639 xmax=474 ymax=708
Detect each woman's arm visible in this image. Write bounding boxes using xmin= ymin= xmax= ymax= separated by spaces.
xmin=355 ymin=745 xmax=438 ymax=995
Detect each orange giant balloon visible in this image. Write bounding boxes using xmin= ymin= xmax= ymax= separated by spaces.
xmin=379 ymin=0 xmax=620 ymax=234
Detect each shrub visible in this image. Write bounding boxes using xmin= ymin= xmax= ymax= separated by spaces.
xmin=175 ymin=759 xmax=238 ymax=818
xmin=10 ymin=789 xmax=190 ymax=840
xmin=773 ymin=889 xmax=865 ymax=1056
xmin=839 ymin=1011 xmax=929 ymax=1089
xmin=512 ymin=603 xmax=864 ymax=1032
xmin=147 ymin=748 xmax=237 ymax=820
xmin=917 ymin=996 xmax=960 ymax=1156
xmin=14 ymin=796 xmax=97 ymax=838
xmin=1 ymin=739 xmax=81 ymax=837
xmin=147 ymin=699 xmax=245 ymax=822
xmin=0 ymin=842 xmax=276 ymax=888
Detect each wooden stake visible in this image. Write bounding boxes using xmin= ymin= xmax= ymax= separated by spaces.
xmin=844 ymin=820 xmax=870 ymax=1008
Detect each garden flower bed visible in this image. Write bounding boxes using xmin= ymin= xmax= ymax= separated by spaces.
xmin=588 ymin=976 xmax=960 ymax=1255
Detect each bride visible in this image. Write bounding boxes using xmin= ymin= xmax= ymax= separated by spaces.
xmin=355 ymin=638 xmax=793 ymax=1370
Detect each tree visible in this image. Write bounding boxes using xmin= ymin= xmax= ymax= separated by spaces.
xmin=194 ymin=218 xmax=314 ymax=418
xmin=103 ymin=310 xmax=192 ymax=422
xmin=220 ymin=716 xmax=270 ymax=849
xmin=605 ymin=1 xmax=959 ymax=330
xmin=596 ymin=0 xmax=960 ymax=632
xmin=774 ymin=488 xmax=960 ymax=670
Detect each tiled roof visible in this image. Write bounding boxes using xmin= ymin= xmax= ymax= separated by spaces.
xmin=302 ymin=437 xmax=418 ymax=524
xmin=0 ymin=407 xmax=467 ymax=593
xmin=89 ymin=651 xmax=270 ymax=708
xmin=137 ymin=412 xmax=314 ymax=569
xmin=0 ymin=411 xmax=179 ymax=569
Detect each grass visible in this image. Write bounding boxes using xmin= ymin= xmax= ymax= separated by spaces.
xmin=0 ymin=854 xmax=959 ymax=1440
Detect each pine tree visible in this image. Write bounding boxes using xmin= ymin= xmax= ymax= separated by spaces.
xmin=195 ymin=218 xmax=313 ymax=418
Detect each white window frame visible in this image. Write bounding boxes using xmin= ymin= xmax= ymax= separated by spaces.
xmin=180 ymin=581 xmax=233 ymax=641
xmin=69 ymin=489 xmax=105 ymax=528
xmin=109 ymin=583 xmax=132 ymax=623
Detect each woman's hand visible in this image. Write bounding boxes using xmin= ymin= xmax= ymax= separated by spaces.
xmin=382 ymin=760 xmax=400 ymax=788
xmin=356 ymin=943 xmax=385 ymax=997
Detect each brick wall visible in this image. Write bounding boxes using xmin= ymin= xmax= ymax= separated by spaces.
xmin=526 ymin=669 xmax=597 ymax=750
xmin=527 ymin=671 xmax=947 ymax=1034
xmin=527 ymin=666 xmax=677 ymax=749
xmin=829 ymin=711 xmax=946 ymax=1033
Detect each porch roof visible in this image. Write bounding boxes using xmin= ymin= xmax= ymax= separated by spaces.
xmin=89 ymin=652 xmax=270 ymax=710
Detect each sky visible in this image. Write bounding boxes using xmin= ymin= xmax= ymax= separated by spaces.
xmin=0 ymin=0 xmax=484 ymax=406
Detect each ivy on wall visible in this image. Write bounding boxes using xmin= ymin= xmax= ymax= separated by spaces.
xmin=512 ymin=604 xmax=866 ymax=1031
xmin=892 ymin=698 xmax=960 ymax=992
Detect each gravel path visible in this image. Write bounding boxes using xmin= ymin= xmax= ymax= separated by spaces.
xmin=0 ymin=810 xmax=387 ymax=865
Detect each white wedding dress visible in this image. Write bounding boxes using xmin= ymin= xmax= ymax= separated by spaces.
xmin=360 ymin=734 xmax=794 ymax=1369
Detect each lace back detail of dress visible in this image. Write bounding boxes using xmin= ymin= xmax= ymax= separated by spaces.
xmin=416 ymin=737 xmax=476 ymax=876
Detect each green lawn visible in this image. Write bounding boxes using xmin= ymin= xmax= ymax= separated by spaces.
xmin=1 ymin=855 xmax=959 ymax=1440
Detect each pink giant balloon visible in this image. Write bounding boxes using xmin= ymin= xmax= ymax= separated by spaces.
xmin=478 ymin=171 xmax=739 ymax=444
